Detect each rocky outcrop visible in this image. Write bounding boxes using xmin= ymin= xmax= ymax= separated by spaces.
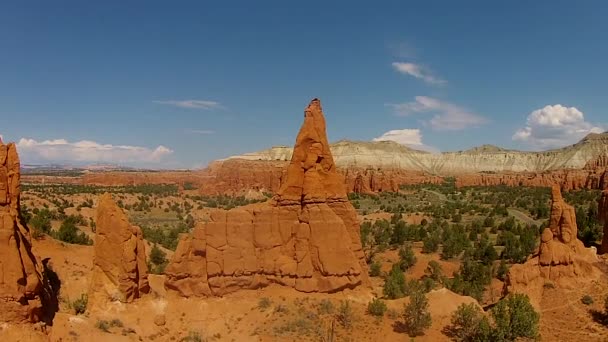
xmin=0 ymin=139 xmax=45 ymax=323
xmin=89 ymin=193 xmax=149 ymax=305
xmin=506 ymin=185 xmax=598 ymax=307
xmin=600 ymin=190 xmax=608 ymax=253
xmin=165 ymin=99 xmax=368 ymax=297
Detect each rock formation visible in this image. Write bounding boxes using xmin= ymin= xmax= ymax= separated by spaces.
xmin=506 ymin=185 xmax=598 ymax=306
xmin=89 ymin=193 xmax=149 ymax=304
xmin=0 ymin=139 xmax=45 ymax=323
xmin=600 ymin=190 xmax=608 ymax=253
xmin=165 ymin=98 xmax=368 ymax=296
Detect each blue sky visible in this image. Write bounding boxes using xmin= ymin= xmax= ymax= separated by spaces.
xmin=1 ymin=1 xmax=607 ymax=168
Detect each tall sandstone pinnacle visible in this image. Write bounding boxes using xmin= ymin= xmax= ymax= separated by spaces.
xmin=506 ymin=185 xmax=597 ymax=307
xmin=600 ymin=189 xmax=608 ymax=253
xmin=165 ymin=99 xmax=369 ymax=296
xmin=0 ymin=139 xmax=45 ymax=323
xmin=89 ymin=193 xmax=149 ymax=305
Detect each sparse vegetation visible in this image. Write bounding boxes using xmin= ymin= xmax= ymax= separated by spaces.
xmin=337 ymin=300 xmax=355 ymax=329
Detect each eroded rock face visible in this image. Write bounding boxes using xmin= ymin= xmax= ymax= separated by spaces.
xmin=0 ymin=139 xmax=45 ymax=323
xmin=165 ymin=99 xmax=368 ymax=296
xmin=506 ymin=185 xmax=597 ymax=307
xmin=600 ymin=190 xmax=608 ymax=253
xmin=89 ymin=193 xmax=149 ymax=304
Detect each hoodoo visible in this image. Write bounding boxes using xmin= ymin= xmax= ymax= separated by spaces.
xmin=89 ymin=193 xmax=149 ymax=305
xmin=165 ymin=98 xmax=369 ymax=296
xmin=506 ymin=185 xmax=598 ymax=306
xmin=0 ymin=138 xmax=45 ymax=323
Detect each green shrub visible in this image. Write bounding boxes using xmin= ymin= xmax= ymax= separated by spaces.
xmin=148 ymin=244 xmax=168 ymax=274
xmin=403 ymin=290 xmax=432 ymax=337
xmin=370 ymin=260 xmax=382 ymax=277
xmin=337 ymin=300 xmax=354 ymax=329
xmin=446 ymin=303 xmax=490 ymax=341
xmin=383 ymin=263 xmax=406 ymax=299
xmin=398 ymin=244 xmax=417 ymax=271
xmin=318 ymin=299 xmax=334 ymax=315
xmin=52 ymin=217 xmax=92 ymax=245
xmin=581 ymin=295 xmax=594 ymax=305
xmin=490 ymin=293 xmax=539 ymax=341
xmin=72 ymin=293 xmax=88 ymax=315
xmin=367 ymin=298 xmax=387 ymax=317
xmin=258 ymin=297 xmax=272 ymax=311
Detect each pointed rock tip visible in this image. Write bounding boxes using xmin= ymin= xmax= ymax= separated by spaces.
xmin=551 ymin=184 xmax=563 ymax=201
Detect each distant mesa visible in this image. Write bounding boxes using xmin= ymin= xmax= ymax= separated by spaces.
xmin=164 ymin=98 xmax=369 ymax=296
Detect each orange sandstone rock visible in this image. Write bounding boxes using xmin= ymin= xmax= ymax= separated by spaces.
xmin=165 ymin=99 xmax=368 ymax=296
xmin=89 ymin=193 xmax=149 ymax=305
xmin=506 ymin=185 xmax=598 ymax=307
xmin=0 ymin=139 xmax=46 ymax=323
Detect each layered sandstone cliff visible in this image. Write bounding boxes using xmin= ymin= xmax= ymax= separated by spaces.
xmin=0 ymin=139 xmax=46 ymax=323
xmin=89 ymin=193 xmax=149 ymax=305
xmin=165 ymin=99 xmax=368 ymax=296
xmin=506 ymin=185 xmax=598 ymax=306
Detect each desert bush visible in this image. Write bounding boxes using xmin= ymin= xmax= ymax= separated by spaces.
xmin=581 ymin=295 xmax=594 ymax=305
xmin=258 ymin=297 xmax=272 ymax=311
xmin=318 ymin=299 xmax=334 ymax=315
xmin=446 ymin=303 xmax=490 ymax=341
xmin=367 ymin=298 xmax=387 ymax=317
xmin=52 ymin=217 xmax=92 ymax=245
xmin=398 ymin=243 xmax=417 ymax=271
xmin=490 ymin=293 xmax=539 ymax=341
xmin=383 ymin=263 xmax=406 ymax=299
xmin=403 ymin=290 xmax=432 ymax=337
xmin=369 ymin=260 xmax=382 ymax=277
xmin=337 ymin=300 xmax=354 ymax=329
xmin=72 ymin=293 xmax=88 ymax=315
xmin=148 ymin=244 xmax=168 ymax=274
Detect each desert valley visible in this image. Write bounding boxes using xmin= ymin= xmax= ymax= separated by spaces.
xmin=2 ymin=99 xmax=608 ymax=341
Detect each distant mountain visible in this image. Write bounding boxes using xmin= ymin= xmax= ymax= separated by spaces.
xmin=225 ymin=133 xmax=608 ymax=174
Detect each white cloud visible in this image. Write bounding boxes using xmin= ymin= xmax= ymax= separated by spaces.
xmin=392 ymin=62 xmax=446 ymax=85
xmin=16 ymin=138 xmax=173 ymax=165
xmin=373 ymin=128 xmax=439 ymax=153
xmin=187 ymin=129 xmax=215 ymax=135
xmin=153 ymin=100 xmax=222 ymax=110
xmin=387 ymin=96 xmax=488 ymax=131
xmin=512 ymin=104 xmax=604 ymax=149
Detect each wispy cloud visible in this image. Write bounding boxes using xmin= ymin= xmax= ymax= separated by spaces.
xmin=513 ymin=104 xmax=604 ymax=148
xmin=153 ymin=100 xmax=223 ymax=110
xmin=387 ymin=96 xmax=488 ymax=131
xmin=392 ymin=62 xmax=446 ymax=85
xmin=187 ymin=129 xmax=215 ymax=135
xmin=17 ymin=138 xmax=173 ymax=165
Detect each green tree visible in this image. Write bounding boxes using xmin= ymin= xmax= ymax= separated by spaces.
xmin=403 ymin=290 xmax=432 ymax=337
xmin=383 ymin=263 xmax=406 ymax=299
xmin=398 ymin=244 xmax=417 ymax=271
xmin=446 ymin=303 xmax=491 ymax=342
xmin=490 ymin=294 xmax=539 ymax=341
